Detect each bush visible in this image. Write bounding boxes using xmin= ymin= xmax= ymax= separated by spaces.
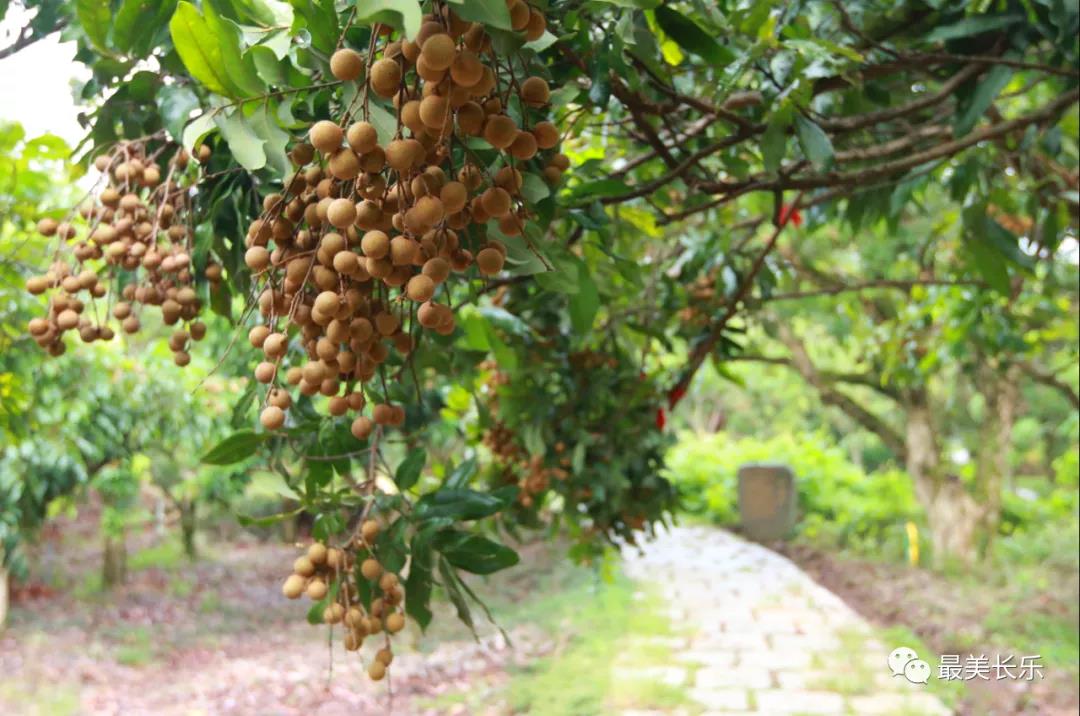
xmin=665 ymin=431 xmax=920 ymax=559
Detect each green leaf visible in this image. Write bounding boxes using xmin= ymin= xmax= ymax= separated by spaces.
xmin=77 ymin=0 xmax=112 ymax=53
xmin=924 ymin=14 xmax=1023 ymax=43
xmin=353 ymin=0 xmax=422 ymax=39
xmin=438 ymin=557 xmax=475 ymax=632
xmin=201 ymin=429 xmax=268 ymax=464
xmin=404 ymin=529 xmax=434 ymax=629
xmin=794 ymin=115 xmax=834 ymax=171
xmin=446 ymin=0 xmax=511 ymax=30
xmin=433 ymin=529 xmax=520 ymax=575
xmin=761 ymin=111 xmax=789 ymax=174
xmin=115 ymin=0 xmax=178 ymax=57
xmin=954 ymin=65 xmax=1012 ymax=137
xmin=568 ymin=259 xmax=599 ymax=334
xmin=446 ymin=457 xmax=477 ymax=489
xmin=416 ymin=488 xmax=509 ymax=521
xmin=215 ymin=109 xmax=267 ymax=170
xmin=965 ymin=236 xmax=1010 ymax=294
xmin=375 ymin=518 xmax=408 ymax=573
xmin=653 ymin=6 xmax=733 ymax=67
xmin=248 ymin=102 xmax=291 ymax=175
xmin=204 ymin=3 xmax=267 ymax=97
xmin=182 ymin=111 xmax=218 ymax=151
xmin=395 ymin=447 xmax=426 ymax=491
xmin=170 ymin=1 xmax=236 ymax=96
xmin=248 ymin=45 xmax=288 ymax=85
xmin=156 ymin=84 xmax=199 ymax=142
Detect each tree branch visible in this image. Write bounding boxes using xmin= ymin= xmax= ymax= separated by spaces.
xmin=1019 ymin=361 xmax=1080 ymax=409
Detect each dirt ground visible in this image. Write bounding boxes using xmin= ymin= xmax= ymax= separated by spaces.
xmin=1 ymin=516 xmax=556 ymax=716
xmin=774 ymin=542 xmax=1079 ymax=716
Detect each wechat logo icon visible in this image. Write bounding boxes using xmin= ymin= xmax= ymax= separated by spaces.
xmin=888 ymin=646 xmax=931 ymax=684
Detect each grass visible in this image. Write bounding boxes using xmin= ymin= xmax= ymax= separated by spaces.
xmin=128 ymin=538 xmax=189 ymax=571
xmin=0 ymin=681 xmax=80 ymax=716
xmin=114 ymin=626 xmax=156 ymax=666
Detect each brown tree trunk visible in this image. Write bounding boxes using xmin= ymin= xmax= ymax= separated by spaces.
xmin=905 ymin=393 xmax=982 ymax=568
xmin=0 ymin=564 xmax=8 ymax=629
xmin=179 ymin=499 xmax=197 ymax=560
xmin=103 ymin=532 xmax=127 ymax=588
xmin=973 ymin=364 xmax=1021 ymax=555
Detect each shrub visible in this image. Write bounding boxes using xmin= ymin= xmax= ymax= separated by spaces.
xmin=665 ymin=431 xmax=920 ymax=559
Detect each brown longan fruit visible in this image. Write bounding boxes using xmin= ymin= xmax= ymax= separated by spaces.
xmin=260 ymin=405 xmax=286 ymax=430
xmin=481 ymin=187 xmax=512 ymax=217
xmin=456 ymin=102 xmax=484 ymax=136
xmin=450 ymin=50 xmax=484 ymax=87
xmin=421 ymin=33 xmax=455 ymax=71
xmin=309 ymin=120 xmax=343 ymax=154
xmin=520 ymin=76 xmax=550 ymax=107
xmin=290 ymin=142 xmax=315 ymax=166
xmin=327 ymin=198 xmax=357 ymax=229
xmin=37 ymin=217 xmax=58 ymax=236
xmin=368 ymin=661 xmax=387 ymax=681
xmin=533 ymin=121 xmax=560 ymax=149
xmin=346 ymin=121 xmax=378 ymax=153
xmin=550 ymin=153 xmax=571 ymax=171
xmin=245 ymin=246 xmax=271 ymax=271
xmin=525 ymin=7 xmax=547 ymax=41
xmin=406 ymin=274 xmax=435 ymax=302
xmin=369 ymin=58 xmax=402 ymax=98
xmin=25 ymin=276 xmax=49 ymax=294
xmin=376 ymin=647 xmax=393 ymax=666
xmin=419 ymin=94 xmax=450 ymax=129
xmin=509 ymin=131 xmax=538 ymax=160
xmin=282 ymin=574 xmax=306 ymax=599
xmin=308 ymin=542 xmax=328 ymax=564
xmin=351 ymin=415 xmax=374 ymax=440
xmin=329 ymin=148 xmax=361 ymax=180
xmin=476 ymin=247 xmax=505 ymax=275
xmin=378 ymin=572 xmax=399 ymax=591
xmin=422 ymin=257 xmax=451 ymax=284
xmin=508 ymin=0 xmax=530 ymax=31
xmin=293 ymin=556 xmax=316 ymax=577
xmin=361 ymin=230 xmax=390 ymax=259
xmin=360 ymin=519 xmax=380 ymax=543
xmin=323 ymin=602 xmax=345 ymax=624
xmin=390 ymin=236 xmax=418 ymax=265
xmin=306 ymin=578 xmax=328 ymax=600
xmin=439 ymin=181 xmax=468 ymax=214
xmin=385 ymin=612 xmax=405 ymax=633
xmin=262 ymin=332 xmax=288 ymax=357
xmin=371 ymin=402 xmax=394 ymax=425
xmin=330 ymin=48 xmax=364 ymax=81
xmin=483 ymin=114 xmax=518 ymax=149
xmin=360 ymin=558 xmax=382 ymax=580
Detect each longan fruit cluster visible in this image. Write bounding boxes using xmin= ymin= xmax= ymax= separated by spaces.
xmin=281 ymin=520 xmax=405 ymax=680
xmin=24 ymin=141 xmax=210 ymax=364
xmin=244 ymin=3 xmax=566 ymax=440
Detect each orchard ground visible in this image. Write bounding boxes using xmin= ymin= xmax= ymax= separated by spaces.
xmin=3 ymin=499 xmax=1076 ymax=715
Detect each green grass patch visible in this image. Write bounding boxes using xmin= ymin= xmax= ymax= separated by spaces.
xmin=129 ymin=538 xmax=188 ymax=571
xmin=113 ymin=625 xmax=156 ymax=667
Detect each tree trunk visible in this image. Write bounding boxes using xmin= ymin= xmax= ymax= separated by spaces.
xmin=179 ymin=499 xmax=197 ymax=560
xmin=905 ymin=394 xmax=982 ymax=568
xmin=0 ymin=564 xmax=8 ymax=629
xmin=973 ymin=364 xmax=1021 ymax=555
xmin=103 ymin=532 xmax=127 ymax=588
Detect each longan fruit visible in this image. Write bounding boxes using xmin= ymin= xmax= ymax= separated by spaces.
xmin=323 ymin=602 xmax=346 ymax=624
xmin=525 ymin=7 xmax=546 ymax=41
xmin=346 ymin=121 xmax=379 ymax=153
xmin=290 ymin=142 xmax=315 ymax=166
xmin=368 ymin=661 xmax=387 ymax=681
xmin=37 ymin=217 xmax=59 ymax=236
xmin=330 ymin=48 xmax=363 ymax=81
xmin=456 ymin=102 xmax=484 ymax=135
xmin=369 ymin=58 xmax=402 ymax=98
xmin=508 ymin=0 xmax=530 ymax=31
xmin=351 ymin=415 xmax=374 ymax=440
xmin=450 ymin=50 xmax=484 ymax=87
xmin=509 ymin=131 xmax=538 ymax=160
xmin=422 ymin=257 xmax=451 ymax=284
xmin=329 ymin=148 xmax=361 ymax=180
xmin=379 ymin=572 xmax=399 ymax=591
xmin=533 ymin=121 xmax=560 ymax=149
xmin=361 ymin=519 xmax=380 ymax=543
xmin=308 ymin=542 xmax=328 ymax=564
xmin=306 ymin=578 xmax=328 ymax=600
xmin=309 ymin=120 xmax=343 ymax=154
xmin=263 ymin=331 xmax=288 ymax=357
xmin=326 ymin=547 xmax=346 ymax=570
xmin=260 ymin=405 xmax=286 ymax=430
xmin=550 ymin=153 xmax=571 ymax=171
xmin=327 ymin=198 xmax=357 ymax=229
xmin=419 ymin=94 xmax=450 ymax=129
xmin=361 ymin=230 xmax=390 ymax=259
xmin=440 ymin=181 xmax=468 ymax=213
xmin=376 ymin=647 xmax=393 ymax=666
xmin=481 ymin=187 xmax=512 ymax=217
xmin=389 ymin=236 xmax=418 ymax=265
xmin=343 ymin=631 xmax=363 ymax=651
xmin=520 ymin=76 xmax=550 ymax=107
xmin=421 ymin=33 xmax=455 ymax=71
xmin=360 ymin=558 xmax=382 ymax=580
xmin=293 ymin=556 xmax=315 ymax=577
xmin=406 ymin=274 xmax=435 ymax=302
xmin=282 ymin=574 xmax=306 ymax=599
xmin=385 ymin=612 xmax=405 ymax=633
xmin=476 ymin=247 xmax=505 ymax=275
xmin=483 ymin=114 xmax=518 ymax=149
xmin=245 ymin=246 xmax=271 ymax=271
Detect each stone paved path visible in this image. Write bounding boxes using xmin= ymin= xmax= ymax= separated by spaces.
xmin=618 ymin=526 xmax=953 ymax=716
